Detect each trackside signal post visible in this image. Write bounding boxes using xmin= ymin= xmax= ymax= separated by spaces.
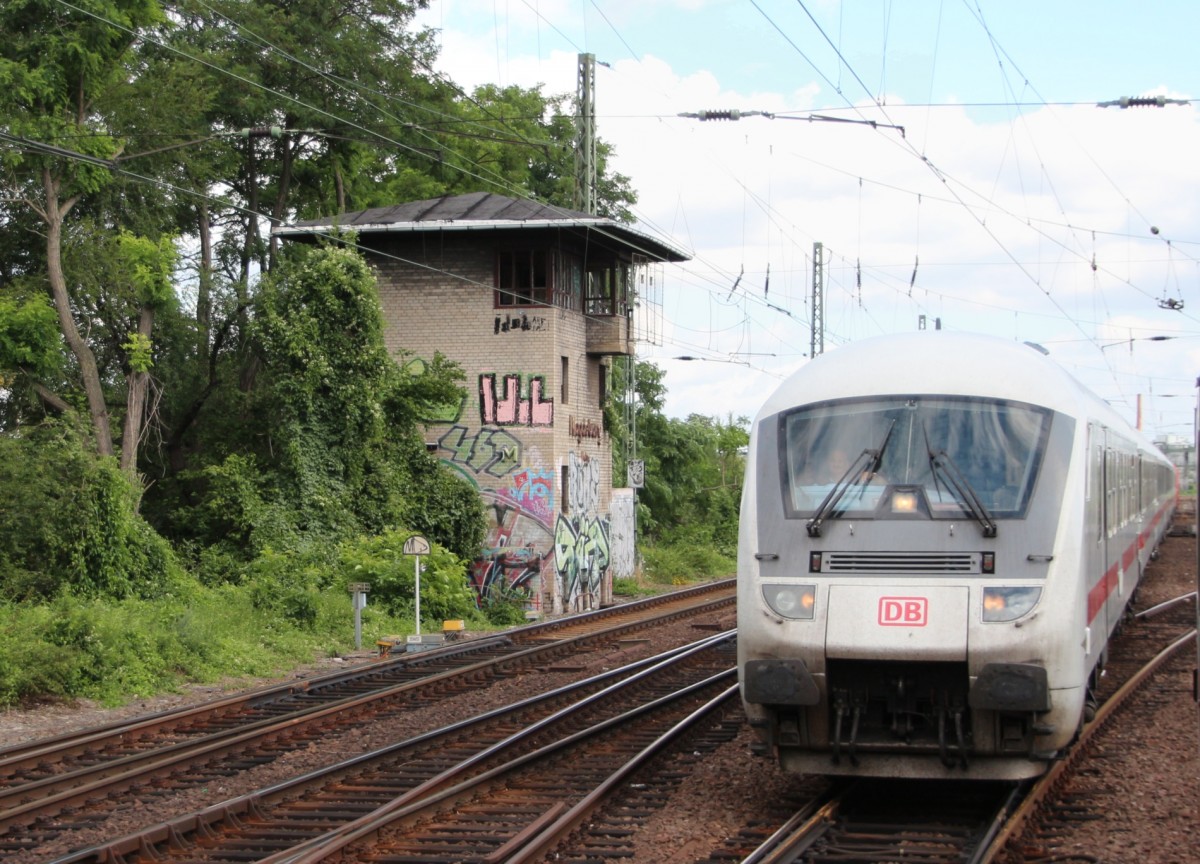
xmin=349 ymin=582 xmax=369 ymax=650
xmin=404 ymin=535 xmax=442 ymax=653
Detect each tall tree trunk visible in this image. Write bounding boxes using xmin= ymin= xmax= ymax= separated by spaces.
xmin=197 ymin=201 xmax=212 ymax=359
xmin=334 ymin=159 xmax=346 ymax=214
xmin=239 ymin=139 xmax=260 ymax=293
xmin=42 ymin=169 xmax=114 ymax=457
xmin=165 ymin=304 xmax=245 ymax=473
xmin=268 ymin=134 xmax=295 ymax=266
xmin=237 ymin=143 xmax=258 ymax=393
xmin=121 ymin=305 xmax=155 ymax=476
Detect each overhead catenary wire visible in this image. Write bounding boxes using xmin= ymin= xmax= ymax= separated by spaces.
xmin=17 ymin=0 xmax=1200 ymax=428
xmin=444 ymin=0 xmax=1199 ymax=380
xmin=750 ymin=0 xmax=1200 ymax=362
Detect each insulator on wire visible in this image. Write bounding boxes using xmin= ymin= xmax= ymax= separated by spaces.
xmin=240 ymin=125 xmax=284 ymax=138
xmin=1121 ymin=96 xmax=1166 ymax=108
xmin=1097 ymin=95 xmax=1186 ymax=109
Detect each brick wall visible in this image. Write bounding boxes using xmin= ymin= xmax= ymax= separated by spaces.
xmin=368 ymin=233 xmax=617 ymax=616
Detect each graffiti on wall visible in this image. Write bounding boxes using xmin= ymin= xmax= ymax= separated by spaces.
xmin=554 ymin=451 xmax=610 ymax=611
xmin=430 ymin=368 xmax=608 ymax=613
xmin=471 ymin=493 xmax=554 ymax=611
xmin=554 ymin=511 xmax=610 ymax=611
xmin=567 ymin=450 xmax=600 ymax=514
xmin=441 ymin=455 xmax=555 ymax=612
xmin=494 ymin=313 xmax=548 ymax=334
xmin=479 ymin=373 xmax=554 ymax=427
xmin=439 ymin=425 xmax=521 ymax=478
xmin=500 ymin=468 xmax=556 ymax=522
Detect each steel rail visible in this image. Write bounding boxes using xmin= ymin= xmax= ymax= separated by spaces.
xmin=47 ymin=632 xmax=733 ymax=864
xmin=977 ymin=628 xmax=1197 ymax=862
xmin=257 ymin=635 xmax=739 ymax=863
xmin=1134 ymin=590 xmax=1197 ymax=620
xmin=0 ymin=588 xmax=734 ymax=837
xmin=502 ymin=681 xmax=743 ymax=864
xmin=0 ymin=579 xmax=733 ymax=769
xmin=735 ymin=780 xmax=1017 ymax=864
xmin=267 ymin=686 xmax=741 ymax=864
xmin=734 ymin=793 xmax=845 ymax=864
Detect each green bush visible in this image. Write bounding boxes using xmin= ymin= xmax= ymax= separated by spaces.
xmin=639 ymin=539 xmax=736 ymax=585
xmin=0 ymin=578 xmax=419 ymax=708
xmin=0 ymin=603 xmax=78 ymax=704
xmin=0 ymin=596 xmax=199 ymax=704
xmin=477 ymin=581 xmax=531 ymax=626
xmin=612 ymin=576 xmax=660 ymax=597
xmin=0 ymin=420 xmax=184 ymax=602
xmin=335 ymin=529 xmax=477 ymax=626
xmin=242 ymin=546 xmax=339 ymax=630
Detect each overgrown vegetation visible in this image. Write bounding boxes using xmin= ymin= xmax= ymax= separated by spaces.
xmin=0 ymin=570 xmax=499 ymax=707
xmin=606 ymin=358 xmax=747 ymax=586
xmin=0 ymin=1 xmax=742 ymax=708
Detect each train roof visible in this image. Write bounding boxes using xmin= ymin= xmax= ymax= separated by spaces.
xmin=755 ymin=331 xmax=1160 ymax=451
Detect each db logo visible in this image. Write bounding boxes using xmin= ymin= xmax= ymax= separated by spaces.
xmin=878 ymin=596 xmax=929 ymax=627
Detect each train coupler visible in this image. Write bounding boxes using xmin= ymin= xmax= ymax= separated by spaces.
xmin=831 ymin=691 xmax=863 ymax=766
xmin=935 ymin=694 xmax=969 ymax=769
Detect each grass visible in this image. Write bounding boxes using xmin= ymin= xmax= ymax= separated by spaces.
xmin=0 ymin=535 xmax=739 ymax=708
xmin=0 ymin=584 xmax=459 ymax=708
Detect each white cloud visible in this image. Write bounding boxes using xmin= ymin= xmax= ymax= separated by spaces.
xmin=413 ymin=5 xmax=1200 ymax=439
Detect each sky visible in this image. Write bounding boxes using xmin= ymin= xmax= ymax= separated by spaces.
xmin=413 ymin=0 xmax=1200 ymax=442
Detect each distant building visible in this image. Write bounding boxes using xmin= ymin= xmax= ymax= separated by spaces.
xmin=275 ymin=193 xmax=689 ymax=615
xmin=1153 ymin=433 xmax=1196 ymax=490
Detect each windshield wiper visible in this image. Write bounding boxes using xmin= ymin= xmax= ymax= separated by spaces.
xmin=806 ymin=419 xmax=896 ymax=538
xmin=929 ymin=450 xmax=998 ymax=537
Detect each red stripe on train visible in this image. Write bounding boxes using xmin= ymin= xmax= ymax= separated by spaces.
xmin=1087 ymin=500 xmax=1172 ymax=625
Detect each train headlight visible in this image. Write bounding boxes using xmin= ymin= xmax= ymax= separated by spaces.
xmin=762 ymin=583 xmax=816 ymax=619
xmin=982 ymin=586 xmax=1042 ymax=622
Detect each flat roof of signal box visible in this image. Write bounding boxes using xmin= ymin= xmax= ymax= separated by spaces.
xmin=274 ymin=192 xmax=691 ymax=264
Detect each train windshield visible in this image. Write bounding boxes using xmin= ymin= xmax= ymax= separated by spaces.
xmin=782 ymin=396 xmax=1051 ymax=520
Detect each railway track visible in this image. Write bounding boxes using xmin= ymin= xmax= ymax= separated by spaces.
xmin=0 ymin=580 xmax=733 ymax=858
xmin=2 ymin=572 xmax=1187 ymax=862
xmin=49 ymin=632 xmax=739 ymax=864
xmin=721 ymin=779 xmax=1019 ymax=864
xmin=980 ymin=613 xmax=1197 ymax=862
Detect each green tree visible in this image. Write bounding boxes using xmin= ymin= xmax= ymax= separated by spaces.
xmin=607 ymin=359 xmax=748 ymax=552
xmin=167 ymin=0 xmax=456 ymax=273
xmin=0 ymin=290 xmax=64 ymax=423
xmin=0 ymin=418 xmax=180 ymax=601
xmin=436 ymin=84 xmax=638 ymax=218
xmin=0 ymin=0 xmax=167 ymax=460
xmin=149 ymin=243 xmax=484 ymax=563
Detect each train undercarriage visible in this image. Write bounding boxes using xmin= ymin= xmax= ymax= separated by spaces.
xmin=744 ymin=656 xmax=1060 ymax=777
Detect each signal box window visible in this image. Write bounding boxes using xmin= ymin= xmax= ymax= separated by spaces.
xmin=496 ymin=249 xmax=589 ymax=310
xmin=496 ymin=250 xmax=549 ymax=306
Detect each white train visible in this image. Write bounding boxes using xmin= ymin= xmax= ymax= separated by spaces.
xmin=737 ymin=332 xmax=1176 ymax=779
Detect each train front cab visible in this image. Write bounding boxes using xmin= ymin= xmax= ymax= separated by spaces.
xmin=738 ymin=394 xmax=1093 ymax=781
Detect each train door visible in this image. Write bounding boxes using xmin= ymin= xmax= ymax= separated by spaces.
xmin=1104 ymin=443 xmax=1138 ymax=637
xmin=1085 ymin=423 xmax=1109 ymax=673
xmin=1135 ymin=455 xmax=1147 ymax=582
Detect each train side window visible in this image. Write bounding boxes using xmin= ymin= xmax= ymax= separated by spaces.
xmin=1104 ymin=449 xmax=1114 ymax=538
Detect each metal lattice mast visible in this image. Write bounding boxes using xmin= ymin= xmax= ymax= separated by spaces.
xmin=811 ymin=241 xmax=825 ymax=357
xmin=575 ymin=53 xmax=597 ymax=215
